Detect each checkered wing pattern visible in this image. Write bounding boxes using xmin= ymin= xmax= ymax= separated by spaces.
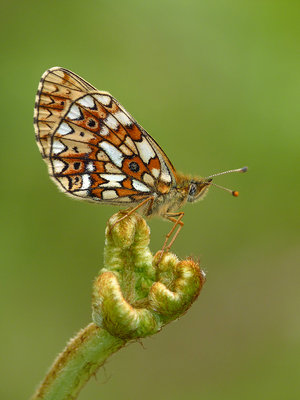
xmin=34 ymin=67 xmax=176 ymax=204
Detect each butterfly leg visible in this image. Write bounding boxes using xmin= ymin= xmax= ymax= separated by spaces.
xmin=109 ymin=196 xmax=155 ymax=232
xmin=160 ymin=212 xmax=185 ymax=254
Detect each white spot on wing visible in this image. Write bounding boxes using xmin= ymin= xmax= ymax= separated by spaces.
xmin=99 ymin=174 xmax=126 ymax=188
xmin=100 ymin=174 xmax=126 ymax=181
xmin=132 ymin=179 xmax=150 ymax=192
xmin=151 ymin=168 xmax=160 ymax=178
xmin=104 ymin=114 xmax=119 ymax=130
xmin=81 ymin=174 xmax=91 ymax=190
xmin=135 ymin=137 xmax=155 ymax=164
xmin=160 ymin=171 xmax=172 ymax=183
xmin=53 ymin=159 xmax=65 ymax=173
xmin=57 ymin=122 xmax=73 ymax=135
xmin=159 ymin=158 xmax=172 ymax=183
xmin=67 ymin=104 xmax=81 ymax=120
xmin=95 ymin=94 xmax=111 ymax=106
xmin=100 ymin=182 xmax=121 ymax=188
xmin=86 ymin=162 xmax=95 ymax=172
xmin=52 ymin=140 xmax=66 ymax=155
xmin=114 ymin=110 xmax=132 ymax=126
xmin=100 ymin=125 xmax=109 ymax=136
xmin=99 ymin=141 xmax=124 ymax=167
xmin=102 ymin=189 xmax=118 ymax=199
xmin=77 ymin=95 xmax=95 ymax=109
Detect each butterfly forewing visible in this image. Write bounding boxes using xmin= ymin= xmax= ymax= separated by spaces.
xmin=34 ymin=67 xmax=176 ymax=205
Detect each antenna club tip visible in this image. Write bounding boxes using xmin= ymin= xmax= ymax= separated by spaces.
xmin=241 ymin=166 xmax=248 ymax=173
xmin=232 ymin=191 xmax=239 ymax=197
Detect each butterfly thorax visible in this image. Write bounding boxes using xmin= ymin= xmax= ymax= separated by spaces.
xmin=142 ymin=187 xmax=187 ymax=218
xmin=143 ymin=173 xmax=211 ymax=219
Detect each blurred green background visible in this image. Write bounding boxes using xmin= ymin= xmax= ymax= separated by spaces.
xmin=1 ymin=1 xmax=299 ymax=399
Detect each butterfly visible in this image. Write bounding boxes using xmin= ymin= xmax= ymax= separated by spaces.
xmin=34 ymin=67 xmax=247 ymax=252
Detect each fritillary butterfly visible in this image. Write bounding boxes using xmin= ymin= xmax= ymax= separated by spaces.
xmin=34 ymin=67 xmax=247 ymax=252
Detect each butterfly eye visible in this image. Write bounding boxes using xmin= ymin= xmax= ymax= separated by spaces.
xmin=188 ymin=183 xmax=197 ymax=197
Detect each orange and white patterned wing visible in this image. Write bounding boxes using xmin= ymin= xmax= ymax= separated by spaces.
xmin=34 ymin=67 xmax=176 ymax=204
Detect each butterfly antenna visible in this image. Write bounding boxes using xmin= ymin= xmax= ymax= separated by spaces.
xmin=206 ymin=166 xmax=248 ymax=179
xmin=209 ymin=182 xmax=239 ymax=197
xmin=206 ymin=166 xmax=248 ymax=197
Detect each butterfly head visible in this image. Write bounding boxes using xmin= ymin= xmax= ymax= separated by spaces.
xmin=183 ymin=166 xmax=248 ymax=203
xmin=187 ymin=178 xmax=212 ymax=203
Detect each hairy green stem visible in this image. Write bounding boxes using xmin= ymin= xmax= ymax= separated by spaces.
xmin=31 ymin=212 xmax=206 ymax=400
xmin=32 ymin=324 xmax=124 ymax=400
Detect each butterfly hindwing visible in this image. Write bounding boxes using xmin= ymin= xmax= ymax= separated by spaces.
xmin=34 ymin=67 xmax=176 ymax=204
